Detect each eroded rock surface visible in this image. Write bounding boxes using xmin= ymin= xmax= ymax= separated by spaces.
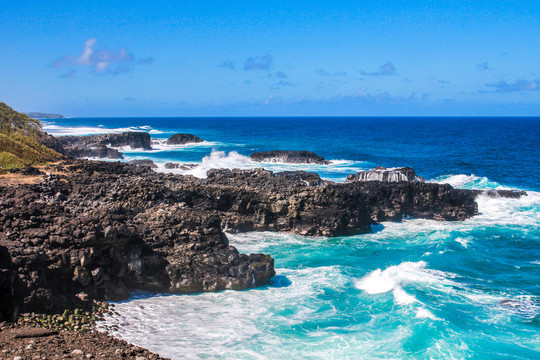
xmin=346 ymin=166 xmax=425 ymax=183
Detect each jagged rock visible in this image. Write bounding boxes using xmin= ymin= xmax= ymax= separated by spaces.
xmin=58 ymin=131 xmax=152 ymax=160
xmin=346 ymin=166 xmax=425 ymax=183
xmin=0 ymin=161 xmax=275 ymax=316
xmin=36 ymin=132 xmax=65 ymax=154
xmin=166 ymin=133 xmax=203 ymax=145
xmin=249 ymin=150 xmax=330 ymax=164
xmin=0 ymin=245 xmax=19 ymax=322
xmin=164 ymin=163 xmax=197 ymax=170
xmin=128 ymin=160 xmax=158 ymax=169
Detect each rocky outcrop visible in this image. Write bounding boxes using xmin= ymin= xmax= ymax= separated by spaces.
xmin=346 ymin=166 xmax=425 ymax=183
xmin=0 ymin=161 xmax=275 ymax=315
xmin=35 ymin=132 xmax=65 ymax=154
xmin=166 ymin=133 xmax=203 ymax=145
xmin=249 ymin=150 xmax=330 ymax=164
xmin=57 ymin=132 xmax=152 ymax=159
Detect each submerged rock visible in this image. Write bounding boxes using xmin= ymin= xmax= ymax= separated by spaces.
xmin=166 ymin=133 xmax=203 ymax=145
xmin=346 ymin=166 xmax=425 ymax=183
xmin=249 ymin=150 xmax=330 ymax=164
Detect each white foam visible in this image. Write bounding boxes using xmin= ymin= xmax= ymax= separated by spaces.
xmin=155 ymin=150 xmax=368 ymax=180
xmin=43 ymin=123 xmax=166 ymax=136
xmin=355 ymin=261 xmax=457 ymax=306
xmin=415 ymin=308 xmax=440 ymax=320
xmin=431 ymin=173 xmax=507 ymax=190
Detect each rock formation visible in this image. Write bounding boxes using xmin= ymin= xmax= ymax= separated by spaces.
xmin=166 ymin=133 xmax=203 ymax=145
xmin=57 ymin=132 xmax=152 ymax=159
xmin=164 ymin=162 xmax=197 ymax=170
xmin=346 ymin=166 xmax=425 ymax=183
xmin=249 ymin=150 xmax=330 ymax=164
xmin=128 ymin=159 xmax=158 ymax=168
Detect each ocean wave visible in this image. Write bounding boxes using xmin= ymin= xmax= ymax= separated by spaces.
xmin=113 ymin=139 xmax=223 ymax=154
xmin=355 ymin=261 xmax=457 ymax=305
xmin=431 ymin=173 xmax=507 ymax=190
xmin=42 ymin=123 xmax=166 ymax=136
xmin=155 ymin=150 xmax=367 ymax=180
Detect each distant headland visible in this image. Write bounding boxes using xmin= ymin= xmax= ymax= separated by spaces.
xmin=25 ymin=112 xmax=65 ymax=119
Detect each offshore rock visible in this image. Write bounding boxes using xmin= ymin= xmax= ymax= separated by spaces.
xmin=249 ymin=150 xmax=330 ymax=164
xmin=346 ymin=166 xmax=425 ymax=183
xmin=166 ymin=133 xmax=203 ymax=145
xmin=57 ymin=132 xmax=152 ymax=159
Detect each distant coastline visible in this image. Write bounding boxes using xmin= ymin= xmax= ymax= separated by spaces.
xmin=25 ymin=112 xmax=65 ymax=119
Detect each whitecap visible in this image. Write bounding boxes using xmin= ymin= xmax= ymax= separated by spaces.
xmin=43 ymin=123 xmax=166 ymax=136
xmin=430 ymin=173 xmax=506 ymax=190
xmin=415 ymin=308 xmax=440 ymax=320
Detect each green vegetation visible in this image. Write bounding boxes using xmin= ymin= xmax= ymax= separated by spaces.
xmin=0 ymin=102 xmax=61 ymax=173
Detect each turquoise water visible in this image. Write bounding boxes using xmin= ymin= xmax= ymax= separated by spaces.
xmin=44 ymin=117 xmax=540 ymax=359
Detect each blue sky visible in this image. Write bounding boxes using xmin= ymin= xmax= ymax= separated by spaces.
xmin=1 ymin=0 xmax=539 ymax=116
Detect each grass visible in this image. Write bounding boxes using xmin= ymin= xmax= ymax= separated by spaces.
xmin=0 ymin=132 xmax=61 ymax=173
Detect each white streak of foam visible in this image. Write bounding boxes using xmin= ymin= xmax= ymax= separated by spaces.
xmin=43 ymin=124 xmax=165 ymax=136
xmin=355 ymin=261 xmax=457 ymax=310
xmin=430 ymin=173 xmax=507 ymax=190
xmin=416 ymin=308 xmax=440 ymax=320
xmin=155 ymin=150 xmax=368 ymax=180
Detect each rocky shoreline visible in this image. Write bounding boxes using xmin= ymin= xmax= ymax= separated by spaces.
xmin=0 ymin=143 xmax=527 ymax=358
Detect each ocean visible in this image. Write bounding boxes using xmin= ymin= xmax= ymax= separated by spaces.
xmin=44 ymin=117 xmax=539 ymax=359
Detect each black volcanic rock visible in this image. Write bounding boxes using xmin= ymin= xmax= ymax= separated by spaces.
xmin=128 ymin=159 xmax=158 ymax=168
xmin=346 ymin=166 xmax=425 ymax=183
xmin=57 ymin=132 xmax=152 ymax=159
xmin=0 ymin=245 xmax=19 ymax=322
xmin=0 ymin=161 xmax=275 ymax=316
xmin=35 ymin=132 xmax=65 ymax=154
xmin=65 ymin=145 xmax=124 ymax=159
xmin=0 ymin=160 xmax=526 ymax=320
xmin=249 ymin=150 xmax=330 ymax=164
xmin=166 ymin=133 xmax=203 ymax=145
xmin=164 ymin=162 xmax=197 ymax=170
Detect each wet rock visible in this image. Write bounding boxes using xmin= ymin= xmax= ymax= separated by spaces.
xmin=163 ymin=163 xmax=197 ymax=170
xmin=249 ymin=150 xmax=330 ymax=164
xmin=166 ymin=133 xmax=203 ymax=145
xmin=346 ymin=166 xmax=425 ymax=183
xmin=128 ymin=160 xmax=158 ymax=169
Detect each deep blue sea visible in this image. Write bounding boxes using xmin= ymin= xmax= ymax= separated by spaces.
xmin=45 ymin=117 xmax=539 ymax=359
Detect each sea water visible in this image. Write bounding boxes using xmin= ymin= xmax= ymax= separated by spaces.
xmin=44 ymin=117 xmax=539 ymax=359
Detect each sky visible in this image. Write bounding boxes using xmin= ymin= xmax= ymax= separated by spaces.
xmin=1 ymin=0 xmax=539 ymax=117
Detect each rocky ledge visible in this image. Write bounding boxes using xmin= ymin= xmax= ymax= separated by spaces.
xmin=249 ymin=150 xmax=330 ymax=164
